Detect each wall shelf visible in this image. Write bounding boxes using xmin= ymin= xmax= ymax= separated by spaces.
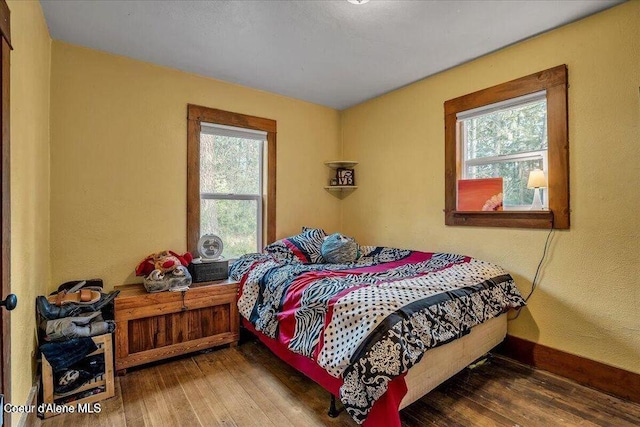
xmin=324 ymin=186 xmax=358 ymax=191
xmin=325 ymin=160 xmax=358 ymax=198
xmin=324 ymin=160 xmax=358 ymax=169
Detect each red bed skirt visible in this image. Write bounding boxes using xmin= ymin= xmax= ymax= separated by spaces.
xmin=242 ymin=317 xmax=408 ymax=427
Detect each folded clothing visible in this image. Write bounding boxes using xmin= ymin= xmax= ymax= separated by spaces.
xmin=43 ymin=311 xmax=116 ymax=342
xmin=40 ymin=338 xmax=98 ymax=372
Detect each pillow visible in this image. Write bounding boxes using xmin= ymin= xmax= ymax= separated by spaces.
xmin=321 ymin=233 xmax=359 ymax=264
xmin=265 ymin=227 xmax=327 ymax=263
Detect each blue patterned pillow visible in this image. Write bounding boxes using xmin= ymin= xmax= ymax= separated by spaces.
xmin=265 ymin=227 xmax=327 ymax=263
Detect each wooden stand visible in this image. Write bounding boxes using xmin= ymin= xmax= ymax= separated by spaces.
xmin=114 ymin=279 xmax=239 ymax=374
xmin=40 ymin=334 xmax=115 ymax=419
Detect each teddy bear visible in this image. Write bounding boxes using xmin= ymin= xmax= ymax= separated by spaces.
xmin=135 ymin=251 xmax=194 ymax=293
xmin=135 ymin=251 xmax=193 ymax=277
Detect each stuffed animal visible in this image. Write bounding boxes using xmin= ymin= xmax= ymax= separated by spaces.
xmin=321 ymin=233 xmax=360 ymax=264
xmin=135 ymin=250 xmax=194 ymax=293
xmin=135 ymin=251 xmax=193 ymax=277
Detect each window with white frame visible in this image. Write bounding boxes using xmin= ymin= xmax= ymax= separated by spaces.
xmin=445 ymin=65 xmax=569 ymax=229
xmin=199 ymin=123 xmax=265 ymax=258
xmin=458 ymin=91 xmax=548 ymax=210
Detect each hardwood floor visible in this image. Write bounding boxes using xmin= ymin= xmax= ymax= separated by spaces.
xmin=38 ymin=341 xmax=640 ymax=427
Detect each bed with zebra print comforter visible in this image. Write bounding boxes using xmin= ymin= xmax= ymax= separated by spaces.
xmin=230 ymin=247 xmax=525 ymax=425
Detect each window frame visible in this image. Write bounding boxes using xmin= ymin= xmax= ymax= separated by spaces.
xmin=444 ymin=65 xmax=569 ymax=229
xmin=187 ymin=105 xmax=277 ymax=255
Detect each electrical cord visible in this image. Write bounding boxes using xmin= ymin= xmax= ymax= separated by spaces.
xmin=508 ymin=226 xmax=554 ymax=321
xmin=524 ymin=226 xmax=554 ymax=302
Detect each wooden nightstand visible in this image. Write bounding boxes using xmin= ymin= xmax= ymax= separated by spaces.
xmin=114 ymin=279 xmax=239 ymax=374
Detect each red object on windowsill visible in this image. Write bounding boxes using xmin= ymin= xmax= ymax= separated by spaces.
xmin=457 ymin=177 xmax=504 ymax=211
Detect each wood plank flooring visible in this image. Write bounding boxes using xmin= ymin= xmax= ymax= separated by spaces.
xmin=38 ymin=341 xmax=640 ymax=427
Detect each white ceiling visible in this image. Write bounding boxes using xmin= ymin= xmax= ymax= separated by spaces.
xmin=40 ymin=0 xmax=621 ymax=110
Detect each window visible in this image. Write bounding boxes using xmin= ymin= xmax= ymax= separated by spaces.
xmin=444 ymin=65 xmax=569 ymax=229
xmin=460 ymin=91 xmax=548 ymax=210
xmin=187 ymin=105 xmax=276 ymax=258
xmin=200 ymin=124 xmax=264 ymax=258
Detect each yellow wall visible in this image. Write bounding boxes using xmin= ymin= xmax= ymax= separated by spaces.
xmin=21 ymin=1 xmax=638 ymax=408
xmin=341 ymin=2 xmax=639 ymax=374
xmin=8 ymin=0 xmax=51 ymax=413
xmin=50 ymin=41 xmax=342 ymax=289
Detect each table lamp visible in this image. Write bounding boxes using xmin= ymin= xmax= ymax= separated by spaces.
xmin=527 ymin=169 xmax=547 ymax=210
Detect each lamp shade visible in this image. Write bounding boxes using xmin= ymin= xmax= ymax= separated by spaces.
xmin=527 ymin=169 xmax=547 ymax=189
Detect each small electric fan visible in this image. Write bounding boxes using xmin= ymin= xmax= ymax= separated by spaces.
xmin=189 ymin=234 xmax=229 ymax=282
xmin=197 ymin=234 xmax=224 ymax=261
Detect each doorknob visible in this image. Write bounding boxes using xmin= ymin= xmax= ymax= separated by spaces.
xmin=0 ymin=294 xmax=17 ymax=311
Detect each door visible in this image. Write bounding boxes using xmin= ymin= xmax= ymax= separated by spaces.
xmin=0 ymin=1 xmax=13 ymax=425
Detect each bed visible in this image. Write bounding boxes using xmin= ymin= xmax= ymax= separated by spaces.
xmin=230 ymin=239 xmax=524 ymax=426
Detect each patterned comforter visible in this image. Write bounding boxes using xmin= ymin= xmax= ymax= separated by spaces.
xmin=231 ymin=247 xmax=525 ymax=424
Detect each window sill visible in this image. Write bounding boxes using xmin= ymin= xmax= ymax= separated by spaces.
xmin=445 ymin=210 xmax=554 ymax=229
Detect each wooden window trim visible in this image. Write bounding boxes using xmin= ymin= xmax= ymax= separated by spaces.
xmin=0 ymin=0 xmax=10 ymax=48
xmin=444 ymin=65 xmax=569 ymax=229
xmin=187 ymin=104 xmax=276 ymax=254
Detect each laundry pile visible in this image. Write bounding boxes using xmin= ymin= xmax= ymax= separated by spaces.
xmin=36 ymin=280 xmax=119 ymax=397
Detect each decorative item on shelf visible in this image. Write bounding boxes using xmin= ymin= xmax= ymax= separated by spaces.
xmin=527 ymin=169 xmax=547 ymax=210
xmin=457 ymin=178 xmax=503 ymax=211
xmin=189 ymin=234 xmax=229 ymax=282
xmin=324 ymin=161 xmax=358 ymax=195
xmin=336 ymin=168 xmax=355 ymax=186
